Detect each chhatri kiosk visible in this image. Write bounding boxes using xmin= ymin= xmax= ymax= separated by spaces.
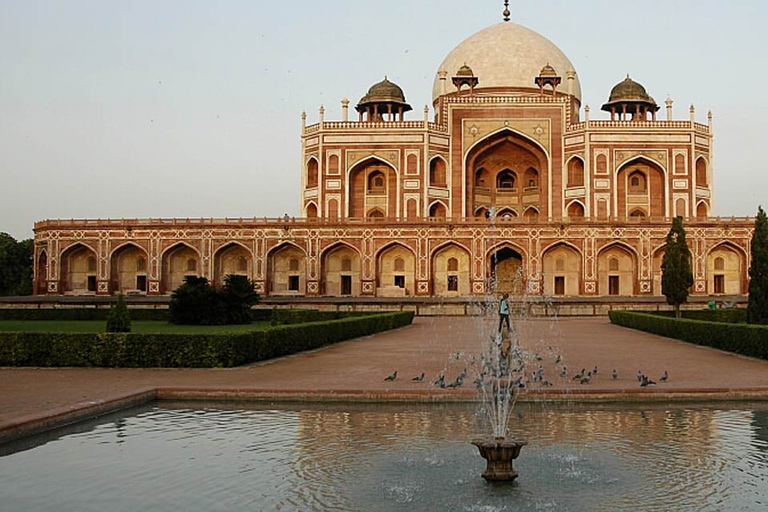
xmin=33 ymin=6 xmax=751 ymax=301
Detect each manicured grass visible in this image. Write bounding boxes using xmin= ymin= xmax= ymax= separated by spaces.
xmin=0 ymin=320 xmax=273 ymax=334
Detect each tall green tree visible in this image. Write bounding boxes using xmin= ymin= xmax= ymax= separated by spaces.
xmin=661 ymin=216 xmax=694 ymax=318
xmin=747 ymin=206 xmax=768 ymax=324
xmin=0 ymin=233 xmax=33 ymax=296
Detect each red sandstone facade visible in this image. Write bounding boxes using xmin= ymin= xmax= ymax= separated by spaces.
xmin=33 ymin=20 xmax=753 ymax=299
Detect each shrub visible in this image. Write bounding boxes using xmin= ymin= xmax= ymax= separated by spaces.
xmin=609 ymin=310 xmax=768 ymax=360
xmin=219 ymin=275 xmax=259 ymax=324
xmin=106 ymin=294 xmax=131 ymax=332
xmin=0 ymin=311 xmax=414 ymax=368
xmin=169 ymin=276 xmax=227 ymax=325
xmin=0 ymin=308 xmax=169 ymax=321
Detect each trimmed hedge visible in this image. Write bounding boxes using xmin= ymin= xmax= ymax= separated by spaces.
xmin=609 ymin=310 xmax=768 ymax=360
xmin=653 ymin=308 xmax=747 ymax=324
xmin=0 ymin=311 xmax=414 ymax=368
xmin=0 ymin=308 xmax=170 ymax=322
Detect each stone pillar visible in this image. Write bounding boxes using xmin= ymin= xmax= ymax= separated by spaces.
xmin=665 ymin=96 xmax=673 ymax=120
xmin=341 ymin=98 xmax=349 ymax=122
xmin=438 ymin=69 xmax=448 ymax=97
xmin=319 ymin=105 xmax=325 ymax=124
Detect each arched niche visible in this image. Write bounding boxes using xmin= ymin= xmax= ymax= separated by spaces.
xmin=707 ymin=243 xmax=745 ymax=295
xmin=523 ymin=206 xmax=539 ymax=222
xmin=110 ymin=243 xmax=148 ymax=294
xmin=268 ymin=243 xmax=307 ymax=296
xmin=597 ymin=244 xmax=637 ymax=296
xmin=617 ymin=158 xmax=666 ymax=218
xmin=307 ymin=158 xmax=319 ymax=188
xmin=696 ymin=201 xmax=709 ymax=219
xmin=306 ymin=202 xmax=318 ymax=218
xmin=59 ymin=243 xmax=98 ymax=295
xmin=376 ymin=244 xmax=415 ymax=297
xmin=567 ymin=157 xmax=585 ymax=188
xmin=322 ymin=243 xmax=361 ymax=296
xmin=429 ymin=201 xmax=447 ymax=218
xmin=214 ymin=243 xmax=253 ymax=286
xmin=429 ymin=157 xmax=447 ymax=187
xmin=36 ymin=250 xmax=48 ymax=295
xmin=542 ymin=243 xmax=582 ymax=296
xmin=432 ymin=243 xmax=470 ymax=296
xmin=465 ymin=130 xmax=548 ymax=218
xmin=696 ymin=157 xmax=708 ymax=186
xmin=161 ymin=243 xmax=200 ymax=294
xmin=489 ymin=245 xmax=525 ymax=296
xmin=567 ymin=201 xmax=585 ymax=218
xmin=348 ymin=157 xmax=396 ymax=218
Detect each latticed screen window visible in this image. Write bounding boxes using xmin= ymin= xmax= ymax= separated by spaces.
xmin=609 ymin=258 xmax=619 ymax=272
xmin=341 ymin=258 xmax=352 ymax=271
xmin=394 ymin=257 xmax=405 ymax=272
xmin=237 ymin=256 xmax=248 ymax=272
xmin=447 ymin=258 xmax=459 ymax=272
xmin=87 ymin=257 xmax=97 ymax=272
xmin=447 ymin=275 xmax=458 ymax=291
xmin=186 ymin=258 xmax=197 ymax=272
xmin=137 ymin=257 xmax=147 ymax=272
xmin=714 ymin=257 xmax=725 ymax=271
xmin=289 ymin=258 xmax=299 ymax=271
xmin=555 ymin=258 xmax=565 ymax=271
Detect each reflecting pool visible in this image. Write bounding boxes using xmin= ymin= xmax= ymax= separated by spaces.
xmin=2 ymin=402 xmax=768 ymax=511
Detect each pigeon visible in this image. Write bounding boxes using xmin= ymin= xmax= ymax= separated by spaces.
xmin=612 ymin=369 xmax=618 ymax=380
xmin=637 ymin=371 xmax=644 ymax=382
xmin=560 ymin=366 xmax=568 ymax=377
xmin=540 ymin=377 xmax=553 ymax=387
xmin=412 ymin=372 xmax=425 ymax=382
xmin=535 ymin=353 xmax=543 ymax=361
xmin=580 ymin=372 xmax=592 ymax=385
xmin=660 ymin=370 xmax=669 ymax=383
xmin=458 ymin=367 xmax=468 ymax=380
xmin=433 ymin=373 xmax=445 ymax=387
xmin=573 ymin=368 xmax=585 ymax=381
xmin=592 ymin=366 xmax=598 ymax=375
xmin=384 ymin=371 xmax=397 ymax=382
xmin=555 ymin=354 xmax=562 ymax=364
xmin=640 ymin=375 xmax=656 ymax=387
xmin=447 ymin=376 xmax=464 ymax=388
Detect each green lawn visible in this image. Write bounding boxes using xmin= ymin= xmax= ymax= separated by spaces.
xmin=0 ymin=320 xmax=273 ymax=334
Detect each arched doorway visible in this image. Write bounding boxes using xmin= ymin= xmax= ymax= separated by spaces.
xmin=110 ymin=244 xmax=148 ymax=294
xmin=161 ymin=244 xmax=200 ymax=294
xmin=213 ymin=243 xmax=253 ymax=286
xmin=542 ymin=244 xmax=581 ymax=296
xmin=597 ymin=245 xmax=636 ymax=296
xmin=377 ymin=244 xmax=415 ymax=296
xmin=348 ymin=157 xmax=397 ymax=218
xmin=432 ymin=244 xmax=470 ymax=296
xmin=36 ymin=250 xmax=48 ymax=295
xmin=322 ymin=244 xmax=361 ymax=296
xmin=59 ymin=244 xmax=98 ymax=294
xmin=617 ymin=159 xmax=666 ymax=218
xmin=268 ymin=244 xmax=306 ymax=295
xmin=490 ymin=246 xmax=524 ymax=296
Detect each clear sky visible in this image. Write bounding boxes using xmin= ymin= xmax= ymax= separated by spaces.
xmin=1 ymin=0 xmax=767 ymax=240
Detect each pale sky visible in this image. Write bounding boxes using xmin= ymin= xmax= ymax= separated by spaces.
xmin=2 ymin=0 xmax=767 ymax=240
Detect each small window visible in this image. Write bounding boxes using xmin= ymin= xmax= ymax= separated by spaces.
xmin=289 ymin=258 xmax=299 ymax=271
xmin=447 ymin=275 xmax=459 ymax=292
xmin=237 ymin=256 xmax=248 ymax=272
xmin=609 ymin=258 xmax=619 ymax=272
xmin=394 ymin=275 xmax=405 ymax=288
xmin=447 ymin=258 xmax=459 ymax=272
xmin=497 ymin=170 xmax=515 ymax=189
xmin=714 ymin=257 xmax=725 ymax=271
xmin=555 ymin=258 xmax=565 ymax=271
xmin=288 ymin=275 xmax=300 ymax=291
xmin=137 ymin=257 xmax=147 ymax=272
xmin=87 ymin=256 xmax=97 ymax=273
xmin=394 ymin=257 xmax=405 ymax=272
xmin=554 ymin=276 xmax=565 ymax=296
xmin=341 ymin=257 xmax=352 ymax=271
xmin=631 ymin=177 xmax=640 ymax=187
xmin=186 ymin=258 xmax=197 ymax=272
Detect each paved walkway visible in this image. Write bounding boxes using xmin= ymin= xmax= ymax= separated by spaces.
xmin=3 ymin=317 xmax=768 ymax=441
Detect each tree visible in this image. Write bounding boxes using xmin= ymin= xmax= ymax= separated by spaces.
xmin=169 ymin=276 xmax=226 ymax=325
xmin=106 ymin=294 xmax=132 ymax=332
xmin=219 ymin=274 xmax=259 ymax=324
xmin=0 ymin=233 xmax=33 ymax=296
xmin=661 ymin=216 xmax=694 ymax=318
xmin=748 ymin=206 xmax=768 ymax=324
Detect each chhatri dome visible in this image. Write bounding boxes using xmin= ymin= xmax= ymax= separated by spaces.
xmin=432 ymin=21 xmax=582 ymax=103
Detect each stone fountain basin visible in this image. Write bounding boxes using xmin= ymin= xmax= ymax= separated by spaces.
xmin=472 ymin=436 xmax=528 ymax=482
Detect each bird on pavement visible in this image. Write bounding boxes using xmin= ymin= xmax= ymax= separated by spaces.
xmin=412 ymin=372 xmax=425 ymax=382
xmin=612 ymin=369 xmax=618 ymax=380
xmin=637 ymin=370 xmax=644 ymax=382
xmin=660 ymin=370 xmax=669 ymax=382
xmin=592 ymin=366 xmax=598 ymax=375
xmin=555 ymin=354 xmax=562 ymax=364
xmin=580 ymin=372 xmax=592 ymax=384
xmin=384 ymin=371 xmax=397 ymax=382
xmin=573 ymin=368 xmax=585 ymax=381
xmin=640 ymin=375 xmax=656 ymax=387
xmin=561 ymin=366 xmax=568 ymax=377
xmin=447 ymin=375 xmax=464 ymax=388
xmin=434 ymin=374 xmax=445 ymax=388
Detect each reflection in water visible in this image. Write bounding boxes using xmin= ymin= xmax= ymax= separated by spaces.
xmin=1 ymin=402 xmax=767 ymax=511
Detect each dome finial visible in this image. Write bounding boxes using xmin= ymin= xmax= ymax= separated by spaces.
xmin=503 ymin=1 xmax=510 ymax=22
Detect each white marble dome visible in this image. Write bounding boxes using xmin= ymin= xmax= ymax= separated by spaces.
xmin=432 ymin=22 xmax=581 ymax=103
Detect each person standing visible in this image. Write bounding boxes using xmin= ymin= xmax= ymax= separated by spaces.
xmin=498 ymin=292 xmax=511 ymax=333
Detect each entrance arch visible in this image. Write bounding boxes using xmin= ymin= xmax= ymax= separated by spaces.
xmin=617 ymin=158 xmax=666 ymax=218
xmin=542 ymin=243 xmax=582 ymax=296
xmin=59 ymin=243 xmax=98 ymax=294
xmin=213 ymin=243 xmax=253 ymax=286
xmin=110 ymin=243 xmax=148 ymax=294
xmin=376 ymin=244 xmax=415 ymax=296
xmin=322 ymin=243 xmax=361 ymax=296
xmin=268 ymin=243 xmax=307 ymax=295
xmin=161 ymin=243 xmax=201 ymax=294
xmin=597 ymin=244 xmax=637 ymax=296
xmin=432 ymin=243 xmax=470 ymax=296
xmin=489 ymin=245 xmax=524 ymax=296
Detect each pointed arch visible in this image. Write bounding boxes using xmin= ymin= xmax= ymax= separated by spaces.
xmin=487 ymin=241 xmax=527 ymax=296
xmin=596 ymin=242 xmax=638 ymax=296
xmin=566 ymin=155 xmax=585 ymax=188
xmin=566 ymin=200 xmax=585 ymax=218
xmin=321 ymin=241 xmax=362 ymax=296
xmin=695 ymin=156 xmax=708 ymax=186
xmin=267 ymin=241 xmax=308 ymax=296
xmin=376 ymin=242 xmax=416 ymax=296
xmin=707 ymin=241 xmax=746 ymax=295
xmin=36 ymin=249 xmax=48 ymax=295
xmin=305 ymin=201 xmax=318 ymax=218
xmin=347 ymin=156 xmax=398 ymax=218
xmin=307 ymin=157 xmax=319 ymax=188
xmin=110 ymin=242 xmax=149 ymax=294
xmin=696 ymin=200 xmax=709 ymax=219
xmin=213 ymin=242 xmax=254 ymax=286
xmin=431 ymin=242 xmax=471 ymax=296
xmin=161 ymin=242 xmax=202 ymax=294
xmin=428 ymin=200 xmax=447 ymax=218
xmin=523 ymin=206 xmax=540 ymax=222
xmin=59 ymin=242 xmax=98 ymax=295
xmin=429 ymin=155 xmax=448 ymax=187
xmin=541 ymin=241 xmax=583 ymax=296
xmin=617 ymin=156 xmax=668 ymax=218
